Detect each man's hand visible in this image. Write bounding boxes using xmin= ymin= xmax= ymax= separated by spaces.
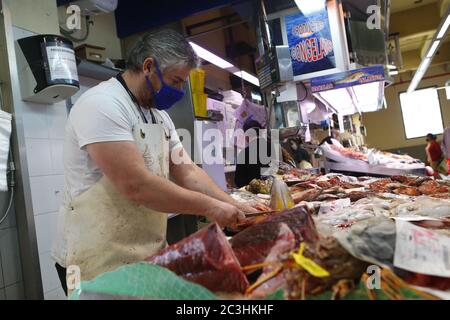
xmin=205 ymin=201 xmax=246 ymax=228
xmin=233 ymin=202 xmax=259 ymax=214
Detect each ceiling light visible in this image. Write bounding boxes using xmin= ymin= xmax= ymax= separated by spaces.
xmin=189 ymin=42 xmax=234 ymax=69
xmin=389 ymin=70 xmax=399 ymax=76
xmin=233 ymin=70 xmax=260 ymax=87
xmin=189 ymin=41 xmax=259 ymax=87
xmin=437 ymin=14 xmax=450 ymax=39
xmin=294 ymin=0 xmax=326 ymax=15
xmin=251 ymin=92 xmax=262 ymax=101
xmin=407 ymin=9 xmax=450 ymax=94
xmin=419 ymin=57 xmax=431 ymax=72
xmin=426 ymin=40 xmax=440 ymax=58
xmin=387 ymin=64 xmax=397 ymax=70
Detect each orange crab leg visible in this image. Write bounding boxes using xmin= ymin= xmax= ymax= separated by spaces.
xmin=361 ymin=274 xmax=377 ymax=300
xmin=241 ymin=261 xmax=278 ymax=272
xmin=245 ymin=265 xmax=283 ymax=295
xmin=381 ymin=269 xmax=439 ymax=300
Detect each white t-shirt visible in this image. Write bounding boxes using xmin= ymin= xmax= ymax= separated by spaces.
xmin=62 ymin=77 xmax=182 ymax=207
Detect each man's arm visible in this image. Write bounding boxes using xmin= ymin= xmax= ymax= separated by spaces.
xmin=425 ymin=145 xmax=432 ymax=165
xmin=170 ymin=147 xmax=258 ymax=213
xmin=86 ymin=141 xmax=245 ymax=227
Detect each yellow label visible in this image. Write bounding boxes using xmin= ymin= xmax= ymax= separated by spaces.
xmin=291 ymin=243 xmax=330 ymax=278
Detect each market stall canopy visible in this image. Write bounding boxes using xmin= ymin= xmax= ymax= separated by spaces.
xmin=310 ymin=65 xmax=387 ymax=116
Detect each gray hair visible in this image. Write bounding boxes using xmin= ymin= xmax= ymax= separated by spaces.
xmin=126 ymin=29 xmax=199 ymax=72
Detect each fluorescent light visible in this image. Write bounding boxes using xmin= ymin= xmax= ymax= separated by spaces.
xmin=294 ymin=0 xmax=325 ymax=15
xmin=407 ymin=76 xmax=422 ymax=94
xmin=189 ymin=41 xmax=259 ymax=87
xmin=389 ymin=70 xmax=399 ymax=76
xmin=419 ymin=57 xmax=431 ymax=72
xmin=426 ymin=40 xmax=440 ymax=58
xmin=189 ymin=42 xmax=234 ymax=69
xmin=353 ymin=82 xmax=383 ymax=113
xmin=387 ymin=64 xmax=397 ymax=70
xmin=233 ymin=70 xmax=260 ymax=87
xmin=319 ymin=88 xmax=357 ymax=116
xmin=408 ymin=11 xmax=450 ymax=95
xmin=251 ymin=92 xmax=262 ymax=101
xmin=437 ymin=14 xmax=450 ymax=39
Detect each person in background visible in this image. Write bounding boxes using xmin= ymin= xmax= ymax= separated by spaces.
xmin=234 ymin=119 xmax=272 ymax=188
xmin=425 ymin=133 xmax=443 ymax=175
xmin=442 ymin=125 xmax=450 ymax=174
xmin=288 ymin=137 xmax=312 ymax=169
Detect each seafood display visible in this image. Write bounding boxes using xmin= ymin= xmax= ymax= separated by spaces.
xmin=321 ymin=141 xmax=426 ymax=174
xmin=144 ymin=168 xmax=450 ymax=300
xmin=245 ymin=178 xmax=272 ymax=195
xmin=230 ymin=206 xmax=318 ymax=267
xmin=329 ymin=144 xmax=368 ymax=161
xmin=146 ymin=223 xmax=249 ymax=293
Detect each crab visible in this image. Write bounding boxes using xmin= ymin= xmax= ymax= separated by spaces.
xmin=361 ymin=268 xmax=440 ymax=300
xmin=242 ymin=237 xmax=368 ymax=300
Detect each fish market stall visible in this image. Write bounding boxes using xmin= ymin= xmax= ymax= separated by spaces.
xmin=69 ymin=166 xmax=450 ymax=300
xmin=320 ymin=139 xmax=426 ymax=177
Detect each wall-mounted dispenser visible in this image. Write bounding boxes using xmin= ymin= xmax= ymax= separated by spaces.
xmin=15 ymin=34 xmax=80 ymax=104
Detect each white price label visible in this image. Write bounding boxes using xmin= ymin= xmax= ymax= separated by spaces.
xmin=46 ymin=46 xmax=79 ymax=82
xmin=394 ymin=220 xmax=450 ymax=277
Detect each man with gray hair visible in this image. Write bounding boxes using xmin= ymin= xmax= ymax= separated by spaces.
xmin=52 ymin=29 xmax=254 ymax=294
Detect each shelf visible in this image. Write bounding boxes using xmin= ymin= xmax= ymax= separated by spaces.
xmin=77 ymin=59 xmax=122 ymax=81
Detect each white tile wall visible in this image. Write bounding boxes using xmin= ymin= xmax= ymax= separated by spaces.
xmin=11 ymin=27 xmax=103 ymax=297
xmin=5 ymin=282 xmax=25 ymax=300
xmin=0 ymin=228 xmax=22 ymax=287
xmin=34 ymin=212 xmax=59 ymax=254
xmin=39 ymin=252 xmax=60 ymax=293
xmin=0 ymin=289 xmax=5 ymax=300
xmin=29 ymin=176 xmax=59 ymax=215
xmin=25 ymin=139 xmax=53 ymax=177
xmin=11 ymin=26 xmax=70 ymax=299
xmin=50 ymin=139 xmax=65 ymax=175
xmin=44 ymin=286 xmax=66 ymax=300
xmin=52 ymin=175 xmax=65 ymax=209
xmin=22 ymin=103 xmax=50 ymax=139
xmin=47 ymin=103 xmax=68 ymax=139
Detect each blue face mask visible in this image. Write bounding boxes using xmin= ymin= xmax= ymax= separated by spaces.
xmin=145 ymin=61 xmax=185 ymax=110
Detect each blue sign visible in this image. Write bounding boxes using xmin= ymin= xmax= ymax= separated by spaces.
xmin=285 ymin=8 xmax=336 ymax=77
xmin=310 ymin=65 xmax=386 ymax=93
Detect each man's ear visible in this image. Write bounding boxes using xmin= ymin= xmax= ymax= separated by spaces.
xmin=143 ymin=57 xmax=154 ymax=75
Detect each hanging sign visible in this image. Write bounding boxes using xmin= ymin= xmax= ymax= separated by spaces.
xmin=310 ymin=65 xmax=385 ymax=93
xmin=284 ymin=8 xmax=336 ymax=77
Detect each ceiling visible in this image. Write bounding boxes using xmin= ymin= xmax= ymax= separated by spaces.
xmin=390 ymin=0 xmax=439 ymax=13
xmin=389 ymin=0 xmax=449 ymax=71
xmin=398 ymin=31 xmax=436 ymax=51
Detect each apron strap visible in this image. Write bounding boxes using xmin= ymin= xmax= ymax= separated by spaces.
xmin=116 ymin=73 xmax=157 ymax=124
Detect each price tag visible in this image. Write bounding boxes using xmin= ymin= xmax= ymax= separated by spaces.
xmin=394 ymin=220 xmax=450 ymax=277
